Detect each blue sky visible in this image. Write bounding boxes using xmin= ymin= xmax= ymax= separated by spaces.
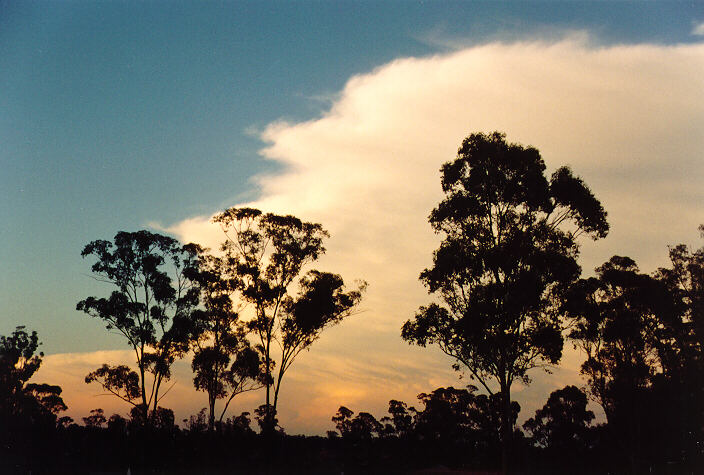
xmin=2 ymin=1 xmax=704 ymax=431
xmin=1 ymin=1 xmax=702 ymax=352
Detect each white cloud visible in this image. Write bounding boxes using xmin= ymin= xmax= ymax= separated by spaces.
xmin=162 ymin=37 xmax=704 ymax=433
xmin=692 ymin=22 xmax=704 ymax=36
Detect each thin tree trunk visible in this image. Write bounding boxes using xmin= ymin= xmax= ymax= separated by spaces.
xmin=152 ymin=374 xmax=162 ymax=415
xmin=272 ymin=365 xmax=285 ymax=416
xmin=500 ymin=381 xmax=512 ymax=475
xmin=265 ymin=331 xmax=272 ymax=433
xmin=139 ymin=349 xmax=148 ymax=423
xmin=208 ymin=391 xmax=216 ymax=432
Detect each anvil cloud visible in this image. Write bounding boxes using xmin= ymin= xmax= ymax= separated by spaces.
xmin=44 ymin=37 xmax=704 ymax=434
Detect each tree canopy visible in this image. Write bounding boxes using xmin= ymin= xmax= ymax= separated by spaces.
xmin=402 ymin=131 xmax=608 ymax=471
xmin=77 ymin=230 xmax=202 ymax=420
xmin=189 ymin=253 xmax=266 ymax=430
xmin=213 ymin=207 xmax=366 ymax=433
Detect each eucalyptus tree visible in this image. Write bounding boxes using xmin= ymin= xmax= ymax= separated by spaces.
xmin=565 ymin=256 xmax=670 ymax=421
xmin=213 ymin=208 xmax=365 ymax=433
xmin=523 ymin=385 xmax=594 ymax=455
xmin=402 ymin=132 xmax=608 ymax=472
xmin=656 ymin=225 xmax=704 ymax=369
xmin=190 ymin=253 xmax=266 ymax=431
xmin=77 ymin=230 xmax=202 ymax=421
xmin=655 ymin=226 xmax=704 ymax=463
xmin=565 ymin=256 xmax=676 ymax=472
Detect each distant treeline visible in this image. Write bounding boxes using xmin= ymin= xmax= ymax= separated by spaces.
xmin=1 ymin=132 xmax=702 ymax=474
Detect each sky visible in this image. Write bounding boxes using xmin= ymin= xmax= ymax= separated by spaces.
xmin=1 ymin=1 xmax=704 ymax=434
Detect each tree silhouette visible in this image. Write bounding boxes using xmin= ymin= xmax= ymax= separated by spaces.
xmin=523 ymin=385 xmax=594 ymax=460
xmin=190 ymin=253 xmax=266 ymax=431
xmin=402 ymin=132 xmax=608 ymax=472
xmin=0 ymin=326 xmax=67 ymax=425
xmin=566 ymin=256 xmax=677 ymax=472
xmin=380 ymin=399 xmax=416 ymax=439
xmin=77 ymin=230 xmax=202 ymax=421
xmin=656 ymin=225 xmax=704 ymax=373
xmin=414 ymin=385 xmax=518 ymax=457
xmin=83 ymin=408 xmax=107 ymax=428
xmin=213 ymin=207 xmax=365 ymax=433
xmin=331 ymin=406 xmax=383 ymax=440
xmin=84 ymin=364 xmax=141 ymax=406
xmin=276 ymin=270 xmax=365 ymax=410
xmin=652 ymin=227 xmax=704 ymax=467
xmin=566 ymin=257 xmax=668 ymax=418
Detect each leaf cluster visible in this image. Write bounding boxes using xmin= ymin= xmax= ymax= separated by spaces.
xmin=404 ymin=131 xmax=608 ymax=391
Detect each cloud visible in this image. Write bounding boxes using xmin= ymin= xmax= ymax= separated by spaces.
xmin=693 ymin=22 xmax=704 ymax=36
xmin=161 ymin=37 xmax=704 ymax=433
xmin=417 ymin=25 xmax=593 ymax=51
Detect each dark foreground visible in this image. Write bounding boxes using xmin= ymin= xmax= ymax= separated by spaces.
xmin=2 ymin=420 xmax=701 ymax=475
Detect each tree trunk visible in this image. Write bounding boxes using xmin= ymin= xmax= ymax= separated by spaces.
xmin=272 ymin=366 xmax=284 ymax=417
xmin=208 ymin=392 xmax=216 ymax=432
xmin=263 ymin=319 xmax=277 ymax=437
xmin=139 ymin=352 xmax=148 ymax=424
xmin=500 ymin=381 xmax=512 ymax=475
xmin=152 ymin=374 xmax=162 ymax=416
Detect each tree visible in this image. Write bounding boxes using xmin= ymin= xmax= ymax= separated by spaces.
xmin=213 ymin=208 xmax=365 ymax=432
xmin=0 ymin=326 xmax=67 ymax=426
xmin=566 ymin=257 xmax=669 ymax=419
xmin=83 ymin=408 xmax=107 ymax=428
xmin=332 ymin=405 xmax=355 ymax=438
xmin=190 ymin=253 xmax=266 ymax=431
xmin=331 ymin=406 xmax=383 ymax=440
xmin=655 ymin=225 xmax=704 ymax=375
xmin=77 ymin=230 xmax=202 ymax=421
xmin=402 ymin=132 xmax=608 ymax=472
xmin=380 ymin=399 xmax=416 ymax=439
xmin=655 ymin=226 xmax=704 ymax=466
xmin=413 ymin=385 xmax=519 ymax=456
xmin=565 ymin=256 xmax=677 ymax=472
xmin=523 ymin=385 xmax=594 ymax=458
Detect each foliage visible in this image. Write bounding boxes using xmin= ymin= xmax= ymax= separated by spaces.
xmin=565 ymin=256 xmax=672 ymax=418
xmin=77 ymin=230 xmax=202 ymax=420
xmin=83 ymin=408 xmax=107 ymax=428
xmin=332 ymin=406 xmax=383 ymax=440
xmin=189 ymin=253 xmax=266 ymax=430
xmin=402 ymin=131 xmax=608 ymax=469
xmin=653 ymin=226 xmax=704 ymax=467
xmin=213 ymin=207 xmax=365 ymax=432
xmin=565 ymin=254 xmax=694 ymax=471
xmin=656 ymin=225 xmax=704 ymax=371
xmin=414 ymin=386 xmax=519 ymax=452
xmin=85 ymin=364 xmax=141 ymax=405
xmin=380 ymin=399 xmax=416 ymax=438
xmin=0 ymin=326 xmax=67 ymax=425
xmin=523 ymin=385 xmax=594 ymax=453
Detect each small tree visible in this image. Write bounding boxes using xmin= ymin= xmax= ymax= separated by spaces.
xmin=566 ymin=256 xmax=668 ymax=421
xmin=190 ymin=253 xmax=265 ymax=431
xmin=213 ymin=208 xmax=365 ymax=433
xmin=83 ymin=408 xmax=107 ymax=428
xmin=77 ymin=230 xmax=202 ymax=421
xmin=380 ymin=399 xmax=416 ymax=439
xmin=331 ymin=406 xmax=383 ymax=440
xmin=402 ymin=132 xmax=608 ymax=472
xmin=414 ymin=386 xmax=518 ymax=453
xmin=0 ymin=326 xmax=67 ymax=426
xmin=523 ymin=385 xmax=594 ymax=455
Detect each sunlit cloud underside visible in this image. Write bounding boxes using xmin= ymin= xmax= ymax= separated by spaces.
xmin=43 ymin=37 xmax=704 ymax=434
